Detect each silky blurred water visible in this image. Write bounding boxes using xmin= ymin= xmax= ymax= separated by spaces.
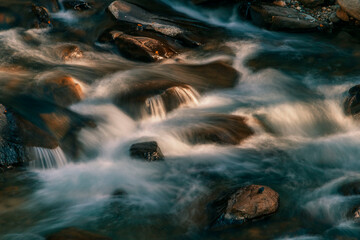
xmin=1 ymin=0 xmax=360 ymax=240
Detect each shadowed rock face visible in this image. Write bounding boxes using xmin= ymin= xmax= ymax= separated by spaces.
xmin=180 ymin=114 xmax=254 ymax=145
xmin=0 ymin=105 xmax=26 ymax=166
xmin=46 ymin=227 xmax=112 ymax=240
xmin=129 ymin=141 xmax=164 ymax=161
xmin=339 ymin=180 xmax=360 ymax=196
xmin=32 ymin=5 xmax=52 ymax=28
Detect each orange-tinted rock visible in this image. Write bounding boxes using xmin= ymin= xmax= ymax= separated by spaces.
xmin=46 ymin=228 xmax=111 ymax=240
xmin=38 ymin=75 xmax=83 ymax=107
xmin=110 ymin=31 xmax=176 ymax=62
xmin=32 ymin=5 xmax=51 ymax=28
xmin=57 ymin=45 xmax=83 ymax=61
xmin=336 ymin=8 xmax=350 ymax=22
xmin=224 ymin=185 xmax=279 ymax=222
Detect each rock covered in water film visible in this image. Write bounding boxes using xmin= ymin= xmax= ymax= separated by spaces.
xmin=46 ymin=227 xmax=112 ymax=240
xmin=224 ymin=185 xmax=279 ymax=222
xmin=180 ymin=114 xmax=254 ymax=145
xmin=210 ymin=185 xmax=279 ymax=229
xmin=63 ymin=1 xmax=92 ymax=11
xmin=129 ymin=141 xmax=164 ymax=161
xmin=339 ymin=180 xmax=360 ymax=196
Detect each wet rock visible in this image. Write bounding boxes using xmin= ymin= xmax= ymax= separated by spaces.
xmin=63 ymin=1 xmax=92 ymax=11
xmin=347 ymin=206 xmax=360 ymax=221
xmin=211 ymin=185 xmax=279 ymax=228
xmin=338 ymin=0 xmax=360 ymax=21
xmin=32 ymin=5 xmax=52 ymax=28
xmin=112 ymin=189 xmax=127 ymax=197
xmin=0 ymin=105 xmax=26 ymax=166
xmin=336 ymin=8 xmax=350 ymax=22
xmin=105 ymin=0 xmax=213 ymax=47
xmin=129 ymin=141 xmax=164 ymax=161
xmin=344 ymin=85 xmax=360 ymax=117
xmin=109 ymin=31 xmax=176 ymax=62
xmin=299 ymin=0 xmax=324 ymax=8
xmin=339 ymin=181 xmax=360 ymax=196
xmin=46 ymin=227 xmax=111 ymax=240
xmin=57 ymin=45 xmax=83 ymax=61
xmin=250 ymin=3 xmax=324 ymax=31
xmin=36 ymin=75 xmax=84 ymax=107
xmin=180 ymin=114 xmax=254 ymax=145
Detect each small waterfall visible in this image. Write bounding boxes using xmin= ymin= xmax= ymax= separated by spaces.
xmin=145 ymin=95 xmax=167 ymax=119
xmin=171 ymin=86 xmax=200 ymax=106
xmin=29 ymin=147 xmax=68 ymax=169
xmin=144 ymin=86 xmax=200 ymax=119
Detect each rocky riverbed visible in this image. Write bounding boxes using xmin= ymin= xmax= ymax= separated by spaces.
xmin=1 ymin=0 xmax=360 ymax=239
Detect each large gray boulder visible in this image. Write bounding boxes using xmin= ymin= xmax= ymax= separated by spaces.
xmin=338 ymin=0 xmax=360 ymax=21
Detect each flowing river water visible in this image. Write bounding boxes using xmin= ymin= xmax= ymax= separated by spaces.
xmin=1 ymin=0 xmax=360 ymax=239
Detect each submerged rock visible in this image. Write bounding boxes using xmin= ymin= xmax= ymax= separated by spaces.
xmin=129 ymin=141 xmax=164 ymax=161
xmin=339 ymin=180 xmax=360 ymax=196
xmin=210 ymin=185 xmax=279 ymax=229
xmin=299 ymin=0 xmax=324 ymax=8
xmin=338 ymin=0 xmax=360 ymax=21
xmin=46 ymin=227 xmax=111 ymax=240
xmin=250 ymin=3 xmax=324 ymax=31
xmin=109 ymin=31 xmax=176 ymax=62
xmin=180 ymin=114 xmax=254 ymax=145
xmin=344 ymin=85 xmax=360 ymax=117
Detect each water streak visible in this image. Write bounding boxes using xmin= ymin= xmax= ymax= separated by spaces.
xmin=29 ymin=147 xmax=68 ymax=169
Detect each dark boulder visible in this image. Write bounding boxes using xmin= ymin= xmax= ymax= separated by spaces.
xmin=180 ymin=114 xmax=254 ymax=145
xmin=210 ymin=185 xmax=279 ymax=229
xmin=339 ymin=180 xmax=360 ymax=196
xmin=32 ymin=5 xmax=52 ymax=28
xmin=109 ymin=31 xmax=176 ymax=62
xmin=46 ymin=227 xmax=111 ymax=240
xmin=0 ymin=105 xmax=26 ymax=167
xmin=129 ymin=141 xmax=164 ymax=161
xmin=344 ymin=85 xmax=360 ymax=117
xmin=250 ymin=3 xmax=325 ymax=32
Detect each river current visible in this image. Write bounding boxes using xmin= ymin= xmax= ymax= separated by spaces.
xmin=1 ymin=0 xmax=360 ymax=239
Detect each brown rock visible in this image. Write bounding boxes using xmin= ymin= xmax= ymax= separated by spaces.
xmin=336 ymin=8 xmax=350 ymax=22
xmin=57 ymin=45 xmax=83 ymax=61
xmin=37 ymin=75 xmax=83 ymax=107
xmin=224 ymin=185 xmax=279 ymax=222
xmin=338 ymin=0 xmax=360 ymax=21
xmin=46 ymin=227 xmax=111 ymax=240
xmin=110 ymin=31 xmax=176 ymax=62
